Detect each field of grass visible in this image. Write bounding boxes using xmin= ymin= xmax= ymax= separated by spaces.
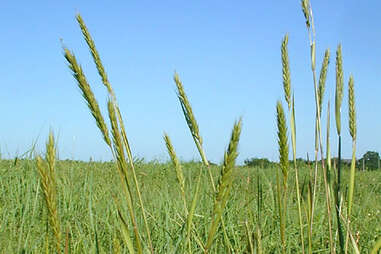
xmin=0 ymin=159 xmax=380 ymax=253
xmin=1 ymin=1 xmax=381 ymax=253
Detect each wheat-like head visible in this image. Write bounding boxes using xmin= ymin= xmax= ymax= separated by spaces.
xmin=318 ymin=49 xmax=330 ymax=114
xmin=335 ymin=44 xmax=344 ymax=135
xmin=348 ymin=75 xmax=356 ymax=140
xmin=46 ymin=131 xmax=56 ymax=180
xmin=173 ymin=72 xmax=202 ymax=146
xmin=281 ymin=34 xmax=292 ymax=109
xmin=107 ymin=99 xmax=125 ymax=170
xmin=163 ymin=133 xmax=185 ymax=191
xmin=220 ymin=118 xmax=242 ymax=181
xmin=205 ymin=118 xmax=242 ymax=251
xmin=64 ymin=48 xmax=112 ymax=147
xmin=36 ymin=133 xmax=61 ymax=253
xmin=347 ymin=75 xmax=357 ymax=239
xmin=76 ymin=14 xmax=114 ymax=97
xmin=301 ymin=0 xmax=311 ymax=29
xmin=163 ymin=133 xmax=187 ymax=212
xmin=276 ymin=101 xmax=289 ymax=183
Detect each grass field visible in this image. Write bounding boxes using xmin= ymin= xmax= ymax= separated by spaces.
xmin=0 ymin=159 xmax=380 ymax=253
xmin=1 ymin=1 xmax=381 ymax=253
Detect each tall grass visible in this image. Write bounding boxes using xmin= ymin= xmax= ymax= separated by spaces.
xmin=275 ymin=101 xmax=289 ymax=254
xmin=63 ymin=15 xmax=154 ymax=253
xmin=2 ymin=1 xmax=379 ymax=253
xmin=335 ymin=43 xmax=345 ymax=254
xmin=205 ymin=119 xmax=242 ymax=252
xmin=345 ymin=75 xmax=357 ymax=253
xmin=36 ymin=132 xmax=61 ymax=253
xmin=300 ymin=1 xmax=337 ymax=253
xmin=281 ymin=34 xmax=304 ymax=254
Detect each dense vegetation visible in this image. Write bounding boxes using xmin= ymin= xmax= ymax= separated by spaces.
xmin=1 ymin=0 xmax=381 ymax=253
xmin=0 ymin=159 xmax=380 ymax=253
xmin=244 ymin=151 xmax=381 ymax=171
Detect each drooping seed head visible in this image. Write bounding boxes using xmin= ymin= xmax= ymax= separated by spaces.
xmin=64 ymin=48 xmax=112 ymax=147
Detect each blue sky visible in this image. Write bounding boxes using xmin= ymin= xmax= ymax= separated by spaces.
xmin=1 ymin=1 xmax=380 ymax=164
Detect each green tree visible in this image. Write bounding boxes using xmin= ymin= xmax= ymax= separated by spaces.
xmin=244 ymin=157 xmax=272 ymax=168
xmin=357 ymin=151 xmax=380 ymax=170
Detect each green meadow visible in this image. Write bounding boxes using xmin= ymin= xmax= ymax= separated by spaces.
xmin=1 ymin=1 xmax=381 ymax=253
xmin=0 ymin=160 xmax=380 ymax=253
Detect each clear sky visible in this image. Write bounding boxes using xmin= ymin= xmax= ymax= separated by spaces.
xmin=1 ymin=1 xmax=380 ymax=164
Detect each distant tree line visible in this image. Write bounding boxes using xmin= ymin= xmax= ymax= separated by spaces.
xmin=356 ymin=151 xmax=380 ymax=171
xmin=244 ymin=151 xmax=380 ymax=171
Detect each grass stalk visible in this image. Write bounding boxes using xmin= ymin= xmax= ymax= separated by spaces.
xmin=65 ymin=15 xmax=154 ymax=252
xmin=317 ymin=49 xmax=334 ymax=253
xmin=305 ymin=180 xmax=313 ymax=253
xmin=281 ymin=33 xmax=305 ymax=253
xmin=326 ymin=101 xmax=332 ymax=187
xmin=345 ymin=75 xmax=357 ymax=253
xmin=276 ymin=101 xmax=289 ymax=254
xmin=76 ymin=14 xmax=115 ymax=100
xmin=116 ymin=107 xmax=154 ymax=253
xmin=163 ymin=133 xmax=188 ymax=215
xmin=300 ymin=2 xmax=320 ymax=249
xmin=108 ymin=99 xmax=143 ymax=254
xmin=114 ymin=197 xmax=136 ymax=254
xmin=173 ymin=72 xmax=216 ymax=192
xmin=163 ymin=133 xmax=196 ymax=253
xmin=173 ymin=72 xmax=234 ymax=251
xmin=335 ymin=44 xmax=345 ymax=254
xmin=204 ymin=119 xmax=242 ymax=253
xmin=36 ymin=132 xmax=61 ymax=253
xmin=187 ymin=166 xmax=203 ymax=253
xmin=291 ymin=96 xmax=305 ymax=254
xmin=76 ymin=15 xmax=153 ymax=252
xmin=301 ymin=1 xmax=334 ymax=251
xmin=63 ymin=48 xmax=111 ymax=148
xmin=64 ymin=44 xmax=144 ymax=252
